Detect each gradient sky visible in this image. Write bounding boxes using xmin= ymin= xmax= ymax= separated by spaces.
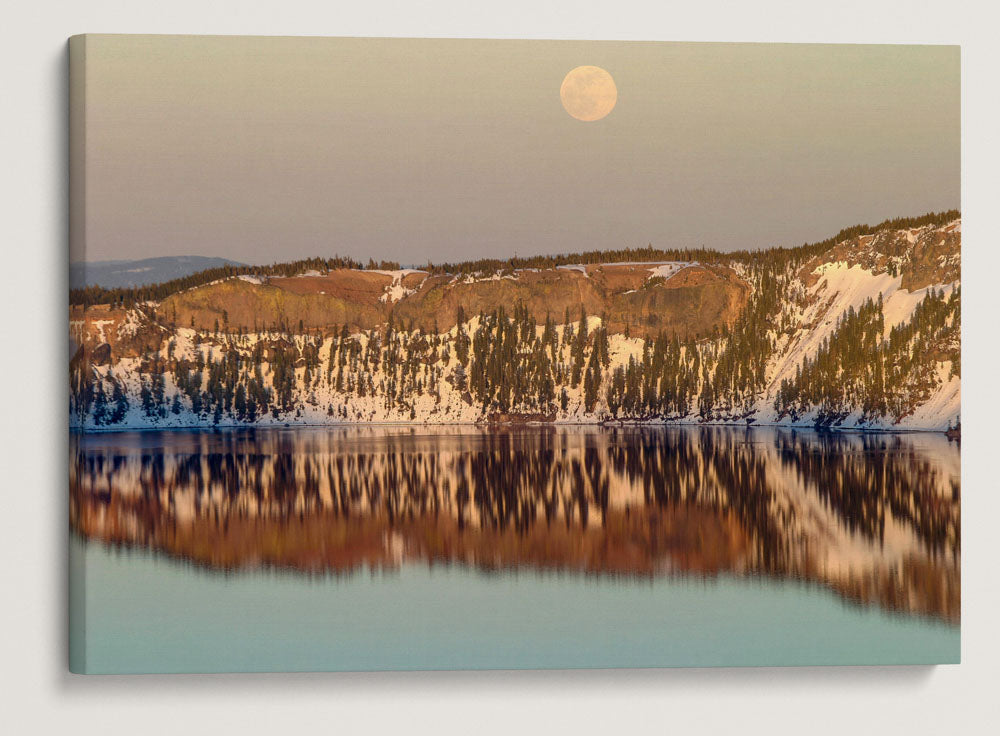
xmin=79 ymin=35 xmax=959 ymax=265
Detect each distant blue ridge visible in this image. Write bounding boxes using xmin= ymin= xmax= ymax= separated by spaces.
xmin=70 ymin=256 xmax=245 ymax=290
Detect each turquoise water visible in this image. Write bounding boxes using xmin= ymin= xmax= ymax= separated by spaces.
xmin=70 ymin=425 xmax=961 ymax=672
xmin=71 ymin=536 xmax=959 ymax=673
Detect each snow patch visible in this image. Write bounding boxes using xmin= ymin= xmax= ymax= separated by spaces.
xmin=647 ymin=261 xmax=696 ymax=282
xmin=91 ymin=320 xmax=114 ymax=343
xmin=362 ymin=269 xmax=429 ymax=303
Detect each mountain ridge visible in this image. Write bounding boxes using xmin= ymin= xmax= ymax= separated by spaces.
xmin=70 ymin=256 xmax=245 ymax=290
xmin=68 ymin=212 xmax=961 ymax=432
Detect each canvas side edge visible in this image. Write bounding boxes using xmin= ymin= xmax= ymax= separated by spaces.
xmin=67 ymin=33 xmax=88 ymax=675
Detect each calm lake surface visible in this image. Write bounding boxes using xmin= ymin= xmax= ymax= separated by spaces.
xmin=69 ymin=425 xmax=960 ymax=673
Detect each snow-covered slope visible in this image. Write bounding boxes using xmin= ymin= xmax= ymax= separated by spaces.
xmin=756 ymin=258 xmax=959 ymax=430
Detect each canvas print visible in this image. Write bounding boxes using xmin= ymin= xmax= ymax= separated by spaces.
xmin=68 ymin=35 xmax=960 ymax=673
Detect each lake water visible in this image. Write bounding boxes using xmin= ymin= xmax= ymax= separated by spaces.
xmin=69 ymin=425 xmax=960 ymax=673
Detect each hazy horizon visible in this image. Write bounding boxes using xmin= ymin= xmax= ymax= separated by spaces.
xmin=79 ymin=35 xmax=960 ymax=264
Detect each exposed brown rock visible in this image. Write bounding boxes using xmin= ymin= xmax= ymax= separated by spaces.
xmin=90 ymin=342 xmax=111 ymax=366
xmin=134 ymin=263 xmax=752 ymax=340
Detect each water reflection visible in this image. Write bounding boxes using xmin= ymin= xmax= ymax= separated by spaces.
xmin=70 ymin=426 xmax=960 ymax=623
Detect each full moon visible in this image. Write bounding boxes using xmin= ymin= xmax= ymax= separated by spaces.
xmin=560 ymin=66 xmax=617 ymax=122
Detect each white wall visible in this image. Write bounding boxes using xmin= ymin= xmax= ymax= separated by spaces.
xmin=2 ymin=1 xmax=998 ymax=733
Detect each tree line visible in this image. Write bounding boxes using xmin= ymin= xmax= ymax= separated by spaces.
xmin=70 ymin=210 xmax=959 ymax=307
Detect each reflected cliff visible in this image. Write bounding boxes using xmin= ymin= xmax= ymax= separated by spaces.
xmin=70 ymin=425 xmax=960 ymax=623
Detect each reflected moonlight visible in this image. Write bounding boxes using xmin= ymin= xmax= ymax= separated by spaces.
xmin=560 ymin=65 xmax=618 ymax=121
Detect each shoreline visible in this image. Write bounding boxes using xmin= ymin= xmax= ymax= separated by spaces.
xmin=69 ymin=417 xmax=959 ymax=436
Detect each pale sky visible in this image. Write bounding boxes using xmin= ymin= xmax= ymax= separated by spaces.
xmin=78 ymin=35 xmax=959 ymax=264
